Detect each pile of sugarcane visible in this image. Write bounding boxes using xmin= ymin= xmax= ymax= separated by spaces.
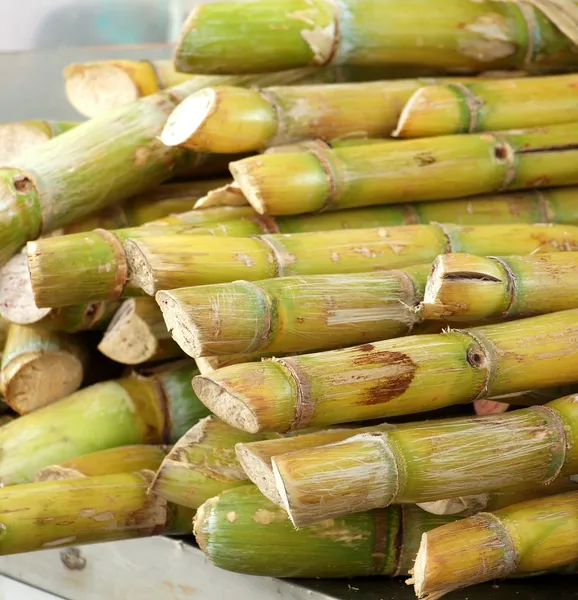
xmin=3 ymin=0 xmax=578 ymax=598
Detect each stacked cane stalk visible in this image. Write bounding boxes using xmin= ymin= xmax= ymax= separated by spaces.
xmin=1 ymin=0 xmax=578 ymax=597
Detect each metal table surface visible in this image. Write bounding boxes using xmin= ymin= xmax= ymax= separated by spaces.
xmin=0 ymin=46 xmax=576 ymax=600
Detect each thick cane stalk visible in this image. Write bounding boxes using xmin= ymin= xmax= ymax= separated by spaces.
xmin=1 ymin=325 xmax=88 ymax=414
xmin=157 ymin=265 xmax=429 ymax=358
xmin=98 ymin=298 xmax=182 ymax=365
xmin=0 ymin=120 xmax=77 ymax=162
xmin=394 ymin=74 xmax=578 ymax=138
xmin=174 ymin=0 xmax=578 ymax=74
xmin=0 ymin=471 xmax=195 ymax=556
xmin=195 ymin=485 xmax=454 ymax=578
xmin=420 ymin=252 xmax=578 ymax=322
xmin=230 ymin=123 xmax=578 ymax=216
xmin=35 ymin=445 xmax=170 ymax=481
xmin=193 ymin=309 xmax=578 ymax=433
xmin=268 ymin=394 xmax=578 ymax=526
xmin=411 ymin=491 xmax=578 ymax=599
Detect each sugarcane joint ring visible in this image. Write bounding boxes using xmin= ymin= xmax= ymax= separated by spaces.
xmin=466 ymin=348 xmax=486 ymax=369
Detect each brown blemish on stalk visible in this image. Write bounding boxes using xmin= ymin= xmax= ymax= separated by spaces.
xmin=414 ymin=152 xmax=436 ymax=167
xmin=371 ymin=508 xmax=389 ymax=574
xmin=353 ymin=350 xmax=417 ymax=406
xmin=13 ymin=175 xmax=33 ymax=194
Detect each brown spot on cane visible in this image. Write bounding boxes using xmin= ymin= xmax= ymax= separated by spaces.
xmin=414 ymin=152 xmax=436 ymax=167
xmin=353 ymin=351 xmax=417 ymax=405
xmin=13 ymin=175 xmax=33 ymax=194
xmin=357 ymin=343 xmax=375 ymax=353
xmin=467 ymin=347 xmax=487 ymax=369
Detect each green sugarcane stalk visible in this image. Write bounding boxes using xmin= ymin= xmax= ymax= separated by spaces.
xmin=420 ymin=252 xmax=578 ymax=322
xmin=35 ymin=445 xmax=170 ymax=481
xmin=98 ymin=298 xmax=182 ymax=365
xmin=1 ymin=325 xmax=88 ymax=414
xmin=0 ymin=120 xmax=78 ymax=163
xmin=157 ymin=265 xmax=430 ymax=358
xmin=0 ymin=360 xmax=204 ymax=485
xmin=150 ymin=416 xmax=275 ymax=509
xmin=127 ymin=223 xmax=578 ymax=296
xmin=411 ymin=491 xmax=578 ymax=599
xmin=20 ymin=192 xmax=578 ymax=311
xmin=229 ymin=122 xmax=578 ymax=216
xmin=0 ymin=67 xmax=344 ymax=269
xmin=0 ymin=471 xmax=195 ymax=556
xmin=192 ymin=309 xmax=578 ymax=433
xmin=174 ymin=0 xmax=578 ymax=74
xmin=394 ymin=74 xmax=578 ymax=139
xmin=268 ymin=394 xmax=578 ymax=526
xmin=195 ymin=484 xmax=455 ymax=578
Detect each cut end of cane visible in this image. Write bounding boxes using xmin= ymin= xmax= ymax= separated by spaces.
xmin=0 ymin=122 xmax=50 ymax=163
xmin=34 ymin=466 xmax=86 ymax=482
xmin=3 ymin=351 xmax=84 ymax=414
xmin=156 ymin=291 xmax=202 ymax=358
xmin=63 ymin=62 xmax=141 ymax=118
xmin=124 ymin=239 xmax=156 ymax=296
xmin=192 ymin=375 xmax=260 ymax=434
xmin=229 ymin=159 xmax=268 ymax=215
xmin=235 ymin=443 xmax=282 ymax=506
xmin=417 ymin=493 xmax=490 ymax=517
xmin=0 ymin=251 xmax=51 ymax=324
xmin=473 ymin=399 xmax=510 ymax=415
xmin=192 ymin=494 xmax=218 ymax=551
xmin=160 ymin=88 xmax=217 ymax=149
xmin=392 ymin=87 xmax=435 ymax=139
xmin=193 ymin=183 xmax=249 ymax=210
xmin=412 ymin=534 xmax=429 ymax=598
xmin=98 ymin=299 xmax=158 ymax=365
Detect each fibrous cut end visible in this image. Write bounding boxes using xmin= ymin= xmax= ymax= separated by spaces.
xmin=235 ymin=443 xmax=281 ymax=506
xmin=0 ymin=122 xmax=50 ymax=163
xmin=124 ymin=239 xmax=156 ymax=296
xmin=0 ymin=251 xmax=51 ymax=324
xmin=64 ymin=63 xmax=142 ymax=117
xmin=160 ymin=88 xmax=217 ymax=149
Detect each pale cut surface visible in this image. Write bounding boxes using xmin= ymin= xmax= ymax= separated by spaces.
xmin=0 ymin=123 xmax=49 ymax=162
xmin=160 ymin=88 xmax=216 ymax=147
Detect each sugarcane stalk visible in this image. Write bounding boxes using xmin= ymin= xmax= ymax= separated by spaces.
xmin=193 ymin=308 xmax=578 ymax=433
xmin=150 ymin=416 xmax=276 ymax=509
xmin=195 ymin=485 xmax=454 ymax=578
xmin=410 ymin=491 xmax=578 ymax=599
xmin=0 ymin=471 xmax=195 ymax=556
xmin=0 ymin=120 xmax=78 ymax=162
xmin=0 ymin=325 xmax=88 ymax=414
xmin=0 ymin=360 xmax=205 ymax=484
xmin=0 ymin=68 xmax=339 ymax=269
xmin=129 ymin=222 xmax=578 ymax=296
xmin=230 ymin=122 xmax=578 ymax=215
xmin=98 ymin=298 xmax=182 ymax=365
xmin=35 ymin=445 xmax=170 ymax=481
xmin=269 ymin=393 xmax=578 ymax=526
xmin=417 ymin=476 xmax=578 ymax=517
xmin=194 ymin=353 xmax=268 ymax=375
xmin=174 ymin=0 xmax=578 ymax=74
xmin=236 ymin=424 xmax=392 ymax=505
xmin=421 ymin=252 xmax=578 ymax=322
xmin=157 ymin=265 xmax=429 ymax=358
xmin=394 ymin=74 xmax=578 ymax=139
xmin=473 ymin=385 xmax=578 ymax=415
xmin=160 ymin=78 xmax=486 ymax=154
xmin=63 ymin=60 xmax=195 ymax=117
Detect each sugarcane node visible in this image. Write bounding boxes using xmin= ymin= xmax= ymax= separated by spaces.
xmin=466 ymin=346 xmax=487 ymax=369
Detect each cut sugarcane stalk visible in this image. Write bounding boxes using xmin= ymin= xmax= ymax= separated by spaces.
xmin=174 ymin=0 xmax=578 ymax=74
xmin=236 ymin=424 xmax=392 ymax=505
xmin=160 ymin=78 xmax=483 ymax=154
xmin=195 ymin=353 xmax=268 ymax=375
xmin=150 ymin=416 xmax=276 ymax=509
xmin=420 ymin=252 xmax=578 ymax=322
xmin=32 ymin=301 xmax=122 ymax=333
xmin=128 ymin=222 xmax=578 ymax=296
xmin=193 ymin=309 xmax=578 ymax=433
xmin=1 ymin=325 xmax=88 ymax=414
xmin=269 ymin=393 xmax=578 ymax=526
xmin=418 ymin=476 xmax=578 ymax=517
xmin=230 ymin=122 xmax=578 ymax=215
xmin=0 ymin=471 xmax=195 ymax=556
xmin=195 ymin=485 xmax=454 ymax=578
xmin=473 ymin=385 xmax=578 ymax=415
xmin=0 ymin=360 xmax=205 ymax=484
xmin=64 ymin=60 xmax=194 ymax=117
xmin=410 ymin=491 xmax=578 ymax=599
xmin=0 ymin=120 xmax=77 ymax=162
xmin=157 ymin=265 xmax=429 ymax=357
xmin=35 ymin=445 xmax=170 ymax=481
xmin=98 ymin=298 xmax=182 ymax=365
xmin=0 ymin=67 xmax=337 ymax=268
xmin=394 ymin=74 xmax=578 ymax=138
